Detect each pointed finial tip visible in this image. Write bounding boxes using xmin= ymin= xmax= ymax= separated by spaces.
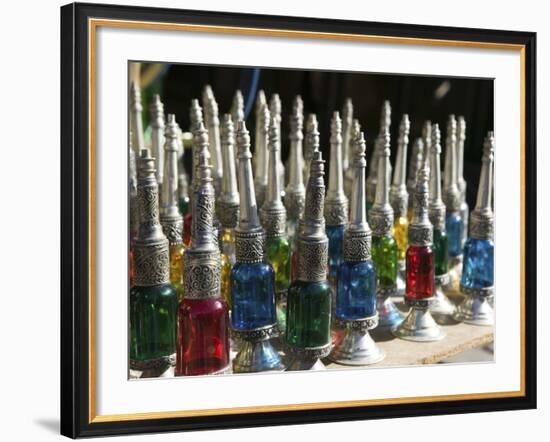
xmin=167 ymin=113 xmax=175 ymax=124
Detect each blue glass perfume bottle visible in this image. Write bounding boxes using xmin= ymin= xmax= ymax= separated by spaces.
xmin=330 ymin=130 xmax=384 ymax=366
xmin=455 ymin=132 xmax=495 ymax=325
xmin=324 ymin=112 xmax=348 ymax=284
xmin=230 ymin=120 xmax=283 ymax=373
xmin=446 ymin=213 xmax=464 ymax=257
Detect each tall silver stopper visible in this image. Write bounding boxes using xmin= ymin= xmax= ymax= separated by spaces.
xmin=254 ymin=103 xmax=270 ymax=208
xmin=408 ymin=142 xmax=433 ymax=247
xmin=443 ymin=115 xmax=461 ymax=215
xmin=269 ymin=93 xmax=285 ymax=188
xmin=133 ymin=149 xmax=170 ymax=286
xmin=367 ymin=100 xmax=391 ymax=205
xmin=368 ymin=127 xmax=393 ymax=237
xmin=457 ymin=116 xmax=469 ymax=239
xmin=343 ymin=131 xmax=372 ymax=262
xmin=217 ymin=114 xmax=240 ymax=229
xmin=284 ymin=96 xmax=306 ymax=222
xmin=129 ymin=131 xmax=138 ymax=235
xmin=189 ymin=99 xmax=204 ymax=189
xmin=325 ymin=111 xmax=348 ymax=225
xmin=204 ymin=89 xmax=223 ymax=192
xmin=390 ymin=114 xmax=410 ymax=219
xmin=296 ymin=144 xmax=328 ymax=282
xmin=469 ymin=132 xmax=494 ymax=240
xmin=303 ymin=114 xmax=319 ymax=185
xmin=427 ymin=124 xmax=446 ymax=231
xmin=253 ymin=90 xmax=267 ymax=174
xmin=234 ymin=121 xmax=265 ymax=263
xmin=341 ymin=98 xmax=354 ymax=172
xmin=260 ymin=116 xmax=286 ymax=237
xmin=184 ymin=124 xmax=221 ymax=299
xmin=129 ymin=81 xmax=145 ymax=156
xmin=149 ymin=94 xmax=165 ymax=186
xmin=406 ymin=138 xmax=424 ymax=211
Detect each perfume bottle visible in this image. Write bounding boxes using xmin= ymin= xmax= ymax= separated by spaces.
xmin=454 ymin=132 xmax=495 ymax=325
xmin=427 ymin=124 xmax=456 ymax=319
xmin=390 ymin=114 xmax=411 ymax=296
xmin=457 ymin=116 xmax=469 ymax=245
xmin=284 ymin=96 xmax=306 ymax=244
xmin=203 ymin=85 xmax=223 ymax=194
xmin=260 ymin=117 xmax=291 ymax=333
xmin=329 ymin=130 xmax=384 ymax=366
xmin=369 ymin=127 xmax=402 ymax=330
xmin=325 ymin=112 xmax=348 ymax=287
xmin=269 ymin=93 xmax=285 ymax=192
xmin=406 ymin=137 xmax=424 ymax=222
xmin=342 ymin=98 xmax=354 ymax=198
xmin=286 ymin=146 xmax=332 ymax=370
xmin=149 ymin=94 xmax=165 ymax=188
xmin=130 ymin=149 xmax=177 ymax=375
xmin=444 ymin=115 xmax=465 ymax=275
xmin=231 ymin=121 xmax=283 ymax=373
xmin=393 ymin=151 xmax=445 ymax=341
xmin=176 ymin=123 xmax=230 ymax=376
xmin=254 ymin=94 xmax=269 ymax=209
xmin=216 ymin=115 xmax=240 ymax=305
xmin=160 ymin=115 xmax=185 ymax=299
xmin=367 ymin=100 xmax=391 ymax=214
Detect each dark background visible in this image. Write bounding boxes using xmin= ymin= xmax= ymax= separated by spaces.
xmin=135 ymin=62 xmax=493 ymax=208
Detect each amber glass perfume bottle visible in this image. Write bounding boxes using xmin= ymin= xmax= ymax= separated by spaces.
xmin=130 ymin=149 xmax=177 ymax=373
xmin=260 ymin=115 xmax=291 ymax=333
xmin=286 ymin=145 xmax=332 ymax=370
xmin=176 ymin=123 xmax=230 ymax=376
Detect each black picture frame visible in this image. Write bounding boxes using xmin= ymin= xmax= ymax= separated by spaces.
xmin=60 ymin=2 xmax=537 ymax=438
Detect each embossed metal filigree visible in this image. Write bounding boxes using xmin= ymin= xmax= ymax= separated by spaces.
xmin=460 ymin=285 xmax=494 ymax=298
xmin=324 ymin=199 xmax=348 ymax=225
xmin=376 ymin=285 xmax=397 ymax=299
xmin=260 ymin=208 xmax=286 ymax=237
xmin=160 ymin=215 xmax=183 ymax=246
xmin=183 ymin=250 xmax=221 ymax=299
xmin=133 ymin=240 xmax=170 ymax=286
xmin=368 ymin=207 xmax=393 ymax=237
xmin=469 ymin=210 xmax=494 ymax=241
xmin=235 ymin=229 xmax=265 ymax=263
xmin=405 ymin=297 xmax=435 ymax=309
xmin=296 ymin=239 xmax=328 ymax=282
xmin=343 ymin=230 xmax=372 ymax=262
xmin=334 ymin=314 xmax=378 ymax=331
xmin=216 ymin=200 xmax=240 ymax=229
xmin=231 ymin=324 xmax=278 ymax=342
xmin=286 ymin=343 xmax=332 ymax=361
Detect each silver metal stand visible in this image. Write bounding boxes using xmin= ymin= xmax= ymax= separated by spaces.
xmin=392 ymin=298 xmax=446 ymax=342
xmin=453 ymin=286 xmax=494 ymax=326
xmin=232 ymin=325 xmax=285 ymax=373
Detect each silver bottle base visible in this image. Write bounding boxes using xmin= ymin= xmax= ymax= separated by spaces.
xmin=392 ymin=306 xmax=446 ymax=342
xmin=329 ymin=327 xmax=385 ymax=366
xmin=377 ymin=293 xmax=404 ymax=329
xmin=453 ymin=294 xmax=494 ymax=326
xmin=232 ymin=338 xmax=285 ymax=373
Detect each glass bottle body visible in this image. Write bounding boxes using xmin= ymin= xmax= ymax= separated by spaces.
xmin=405 ymin=245 xmax=435 ymax=300
xmin=230 ymin=261 xmax=277 ymax=330
xmin=219 ymin=228 xmax=236 ymax=305
xmin=336 ymin=260 xmax=377 ymax=320
xmin=286 ymin=280 xmax=332 ymax=348
xmin=183 ymin=213 xmax=192 ymax=246
xmin=371 ymin=235 xmax=398 ymax=288
xmin=176 ymin=297 xmax=230 ymax=376
xmin=461 ymin=238 xmax=494 ymax=289
xmin=265 ymin=235 xmax=291 ymax=295
xmin=393 ymin=215 xmax=409 ymax=262
xmin=432 ymin=229 xmax=449 ymax=276
xmin=178 ymin=195 xmax=190 ymax=217
xmin=446 ymin=213 xmax=464 ymax=257
xmin=169 ymin=244 xmax=185 ymax=300
xmin=130 ymin=283 xmax=177 ymax=362
xmin=326 ymin=224 xmax=345 ymax=281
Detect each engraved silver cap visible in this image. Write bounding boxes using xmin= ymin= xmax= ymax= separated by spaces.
xmin=427 ymin=124 xmax=446 ymax=231
xmin=284 ymin=96 xmax=306 ymax=222
xmin=303 ymin=113 xmax=319 ymax=185
xmin=325 ymin=111 xmax=348 ymax=225
xmin=260 ymin=115 xmax=287 ymax=237
xmin=184 ymin=123 xmax=221 ymax=299
xmin=133 ymin=149 xmax=170 ymax=286
xmin=341 ymin=98 xmax=353 ymax=172
xmin=408 ymin=144 xmax=433 ymax=247
xmin=235 ymin=121 xmax=265 ymax=263
xmin=129 ymin=81 xmax=145 ymax=155
xmin=254 ymin=103 xmax=270 ymax=208
xmin=469 ymin=131 xmax=494 ymax=240
xmin=203 ymin=89 xmax=223 ymax=191
xmin=149 ymin=94 xmax=165 ymax=186
xmin=296 ymin=144 xmax=328 ymax=282
xmin=443 ymin=114 xmax=461 ymax=214
xmin=390 ymin=114 xmax=410 ymax=218
xmin=217 ymin=114 xmax=240 ymax=229
xmin=368 ymin=127 xmax=394 ymax=237
xmin=189 ymin=99 xmax=204 ymax=190
xmin=343 ymin=131 xmax=372 ymax=262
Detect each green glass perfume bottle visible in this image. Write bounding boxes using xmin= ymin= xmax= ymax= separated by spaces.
xmin=286 ymin=145 xmax=332 ymax=370
xmin=130 ymin=149 xmax=177 ymax=374
xmin=369 ymin=127 xmax=402 ymax=330
xmin=260 ymin=114 xmax=291 ymax=333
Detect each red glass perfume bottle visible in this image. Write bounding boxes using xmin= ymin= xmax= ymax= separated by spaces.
xmin=405 ymin=245 xmax=434 ymax=300
xmin=175 ymin=121 xmax=230 ymax=376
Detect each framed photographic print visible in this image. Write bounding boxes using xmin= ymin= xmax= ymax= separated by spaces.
xmin=60 ymin=2 xmax=537 ymax=438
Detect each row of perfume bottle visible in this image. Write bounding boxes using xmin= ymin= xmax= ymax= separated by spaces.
xmin=128 ymin=82 xmax=495 ymax=376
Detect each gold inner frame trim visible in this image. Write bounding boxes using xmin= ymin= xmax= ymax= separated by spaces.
xmin=87 ymin=17 xmax=527 ymax=424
